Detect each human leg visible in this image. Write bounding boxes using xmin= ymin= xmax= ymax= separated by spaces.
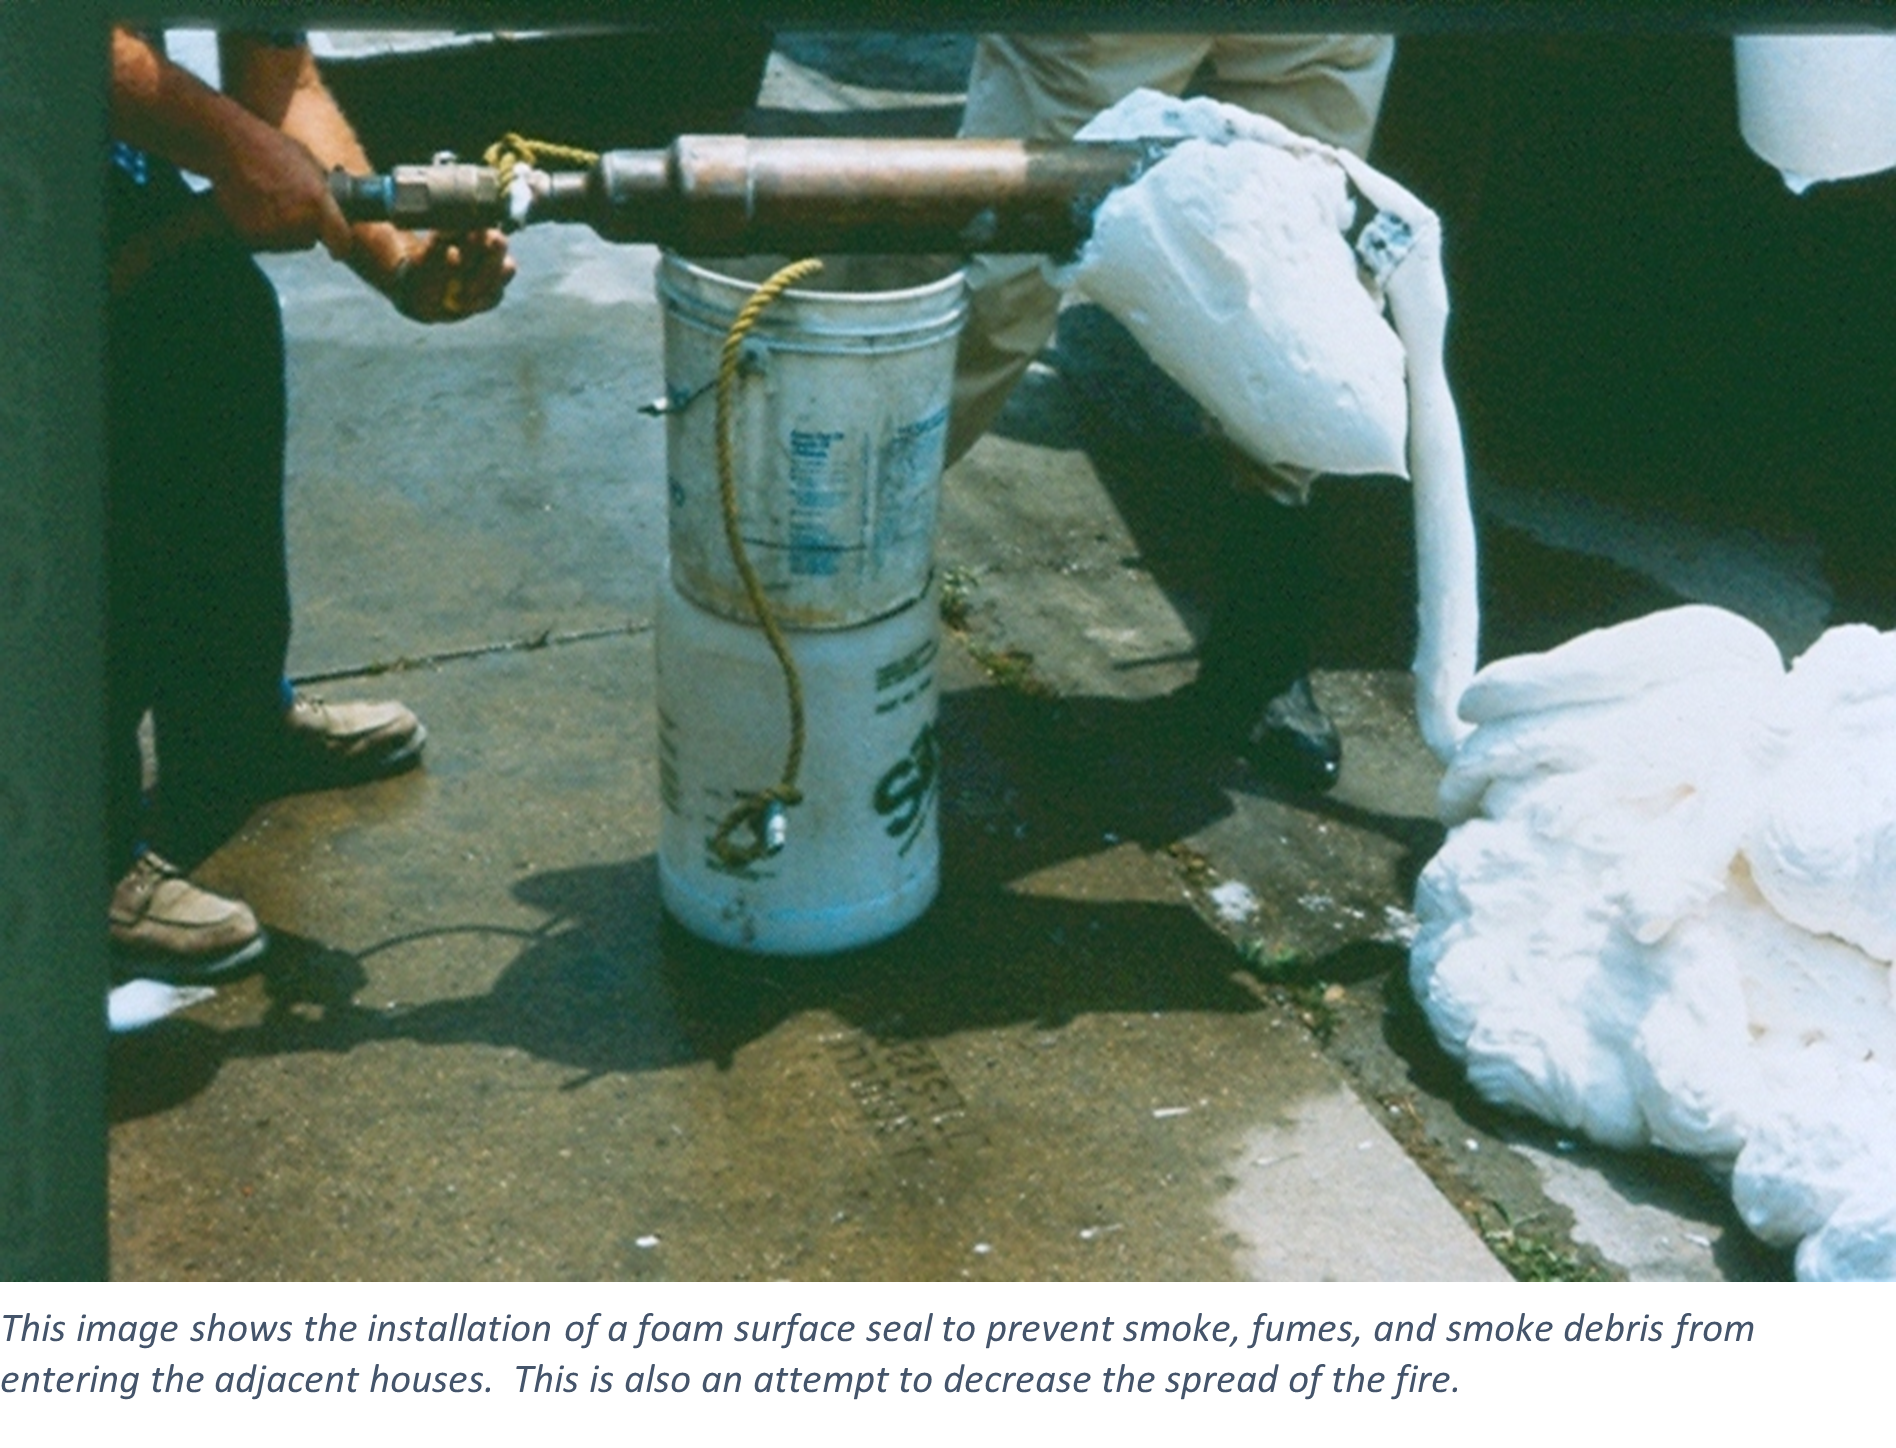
xmin=1200 ymin=33 xmax=1395 ymax=158
xmin=112 ymin=237 xmax=297 ymax=864
xmin=949 ymin=34 xmax=1396 ymax=791
xmin=118 ymin=235 xmax=427 ymax=865
xmin=1180 ymin=35 xmax=1396 ymax=790
xmin=106 ymin=228 xmax=274 ymax=971
xmin=947 ymin=35 xmax=1216 ymax=466
xmin=1183 ymin=462 xmax=1342 ymax=792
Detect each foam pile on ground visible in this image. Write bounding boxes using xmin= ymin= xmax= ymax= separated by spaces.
xmin=1411 ymin=604 xmax=1896 ymax=1279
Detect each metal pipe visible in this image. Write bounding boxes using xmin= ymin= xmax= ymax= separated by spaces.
xmin=331 ymin=135 xmax=1169 ymax=255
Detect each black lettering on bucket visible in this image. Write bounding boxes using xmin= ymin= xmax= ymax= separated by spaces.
xmin=875 ymin=637 xmax=939 ymax=694
xmin=787 ymin=428 xmax=850 ymax=579
xmin=873 ymin=721 xmax=939 ymax=855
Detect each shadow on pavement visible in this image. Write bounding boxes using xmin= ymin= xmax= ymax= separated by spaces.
xmin=108 ymin=876 xmax=1261 ymax=1120
xmin=112 ymin=678 xmax=1369 ymax=1122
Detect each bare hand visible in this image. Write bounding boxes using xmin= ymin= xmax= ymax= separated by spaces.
xmin=388 ymin=230 xmax=516 ymax=323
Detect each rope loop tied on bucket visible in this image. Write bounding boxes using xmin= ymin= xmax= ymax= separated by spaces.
xmin=706 ymin=256 xmax=826 ymax=871
xmin=708 ymin=782 xmax=803 ymax=871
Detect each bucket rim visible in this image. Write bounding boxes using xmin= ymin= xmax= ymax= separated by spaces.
xmin=660 ymin=250 xmax=968 ymax=309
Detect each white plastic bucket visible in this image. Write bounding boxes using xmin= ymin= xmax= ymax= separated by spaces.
xmin=657 ymin=252 xmax=966 ymax=630
xmin=1735 ymin=35 xmax=1896 ymax=192
xmin=656 ymin=572 xmax=942 ymax=954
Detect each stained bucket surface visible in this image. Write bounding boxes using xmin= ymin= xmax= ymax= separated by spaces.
xmin=658 ymin=252 xmax=966 ymax=630
xmin=656 ymin=573 xmax=942 ymax=954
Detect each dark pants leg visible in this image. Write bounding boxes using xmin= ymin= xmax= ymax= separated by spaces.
xmin=1194 ymin=487 xmax=1321 ymax=717
xmin=107 ymin=237 xmax=292 ymax=871
xmin=1185 ymin=485 xmax=1340 ymax=791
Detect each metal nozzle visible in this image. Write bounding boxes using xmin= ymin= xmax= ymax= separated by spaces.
xmin=329 ymin=163 xmax=507 ymax=232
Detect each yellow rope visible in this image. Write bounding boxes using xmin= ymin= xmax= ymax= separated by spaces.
xmin=476 ymin=134 xmax=820 ymax=868
xmin=475 ymin=132 xmax=828 ymax=866
xmin=707 ymin=257 xmax=826 ymax=871
xmin=481 ymin=132 xmax=602 ymax=190
xmin=437 ymin=135 xmax=605 ymax=316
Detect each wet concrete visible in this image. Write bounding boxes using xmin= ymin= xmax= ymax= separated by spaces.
xmin=108 ymin=625 xmax=1494 ymax=1281
xmin=937 ymin=301 xmax=1804 ymax=1284
xmin=106 ymin=33 xmax=1844 ymax=1284
xmin=108 ymin=217 xmax=1513 ymax=1282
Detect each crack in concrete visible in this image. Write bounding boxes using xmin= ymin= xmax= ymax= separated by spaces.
xmin=291 ymin=619 xmax=654 ymax=685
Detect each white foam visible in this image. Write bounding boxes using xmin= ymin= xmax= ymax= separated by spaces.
xmin=1060 ymin=90 xmax=1480 ymax=759
xmin=108 ymin=978 xmax=216 ymax=1033
xmin=1413 ymin=605 xmax=1896 ymax=1278
xmin=1067 ymin=92 xmax=1407 ymax=479
xmin=1209 ymin=880 xmax=1260 ymax=925
xmin=1735 ymin=35 xmax=1896 ymax=193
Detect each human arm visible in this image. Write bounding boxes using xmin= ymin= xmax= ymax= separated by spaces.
xmin=109 ymin=25 xmax=354 ymax=258
xmin=218 ymin=32 xmax=513 ymax=321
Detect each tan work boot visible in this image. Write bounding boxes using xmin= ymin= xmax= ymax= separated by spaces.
xmin=275 ymin=693 xmax=428 ymax=791
xmin=109 ymin=852 xmax=267 ymax=978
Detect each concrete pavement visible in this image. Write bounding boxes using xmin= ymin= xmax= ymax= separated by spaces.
xmin=105 ymin=34 xmax=1828 ymax=1283
xmin=107 ymin=219 xmax=1515 ymax=1283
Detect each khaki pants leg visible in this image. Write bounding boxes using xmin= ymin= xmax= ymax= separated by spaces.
xmin=945 ymin=33 xmax=1396 ymax=466
xmin=1197 ymin=33 xmax=1393 ymax=159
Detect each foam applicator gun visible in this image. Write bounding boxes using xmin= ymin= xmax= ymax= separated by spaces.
xmin=329 ymin=135 xmax=1168 ymax=255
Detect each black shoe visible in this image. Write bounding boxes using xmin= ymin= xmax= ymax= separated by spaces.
xmin=1172 ymin=670 xmax=1342 ymax=793
xmin=1185 ymin=477 xmax=1341 ymax=792
xmin=1237 ymin=675 xmax=1342 ymax=793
